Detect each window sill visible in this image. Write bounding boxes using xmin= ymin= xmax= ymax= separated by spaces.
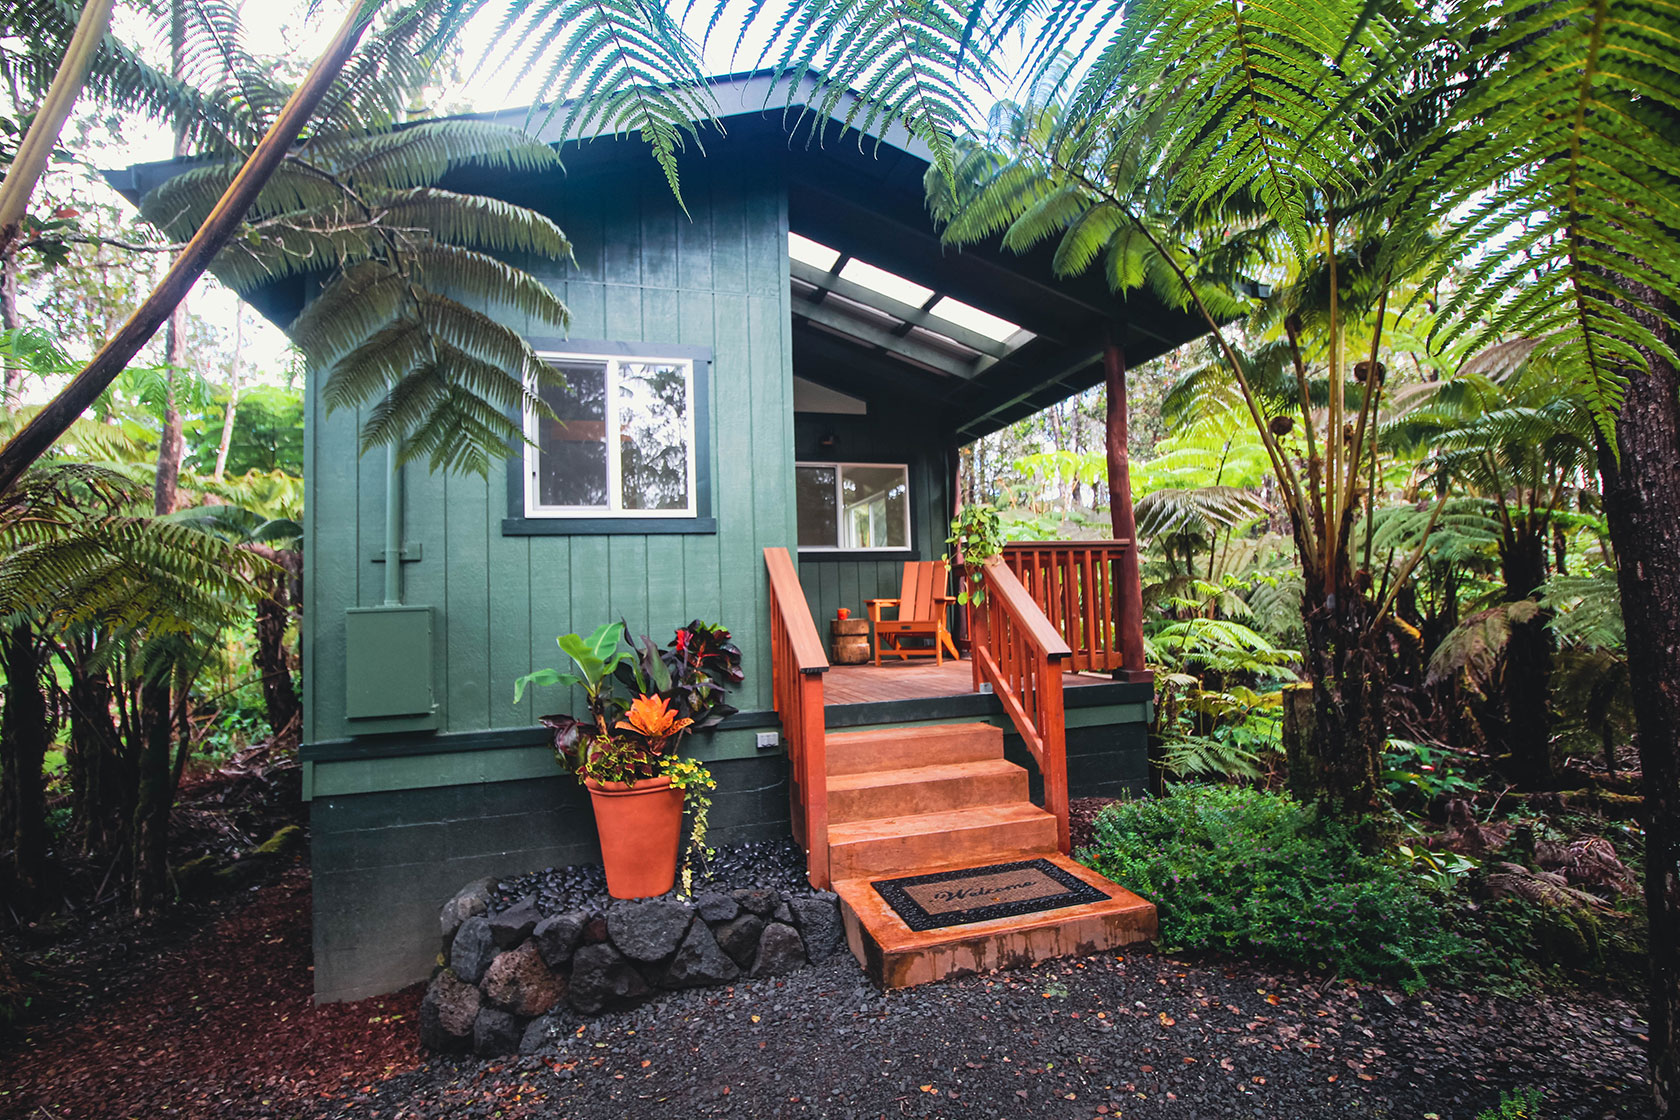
xmin=503 ymin=516 xmax=718 ymax=536
xmin=797 ymin=549 xmax=920 ymax=563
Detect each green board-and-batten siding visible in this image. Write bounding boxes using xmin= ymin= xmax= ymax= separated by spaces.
xmin=302 ymin=160 xmax=796 ymax=752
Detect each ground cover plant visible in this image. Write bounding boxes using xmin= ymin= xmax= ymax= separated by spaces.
xmin=1081 ymin=785 xmax=1463 ymax=991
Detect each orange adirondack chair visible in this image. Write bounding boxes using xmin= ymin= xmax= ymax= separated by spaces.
xmin=867 ymin=561 xmax=960 ymax=666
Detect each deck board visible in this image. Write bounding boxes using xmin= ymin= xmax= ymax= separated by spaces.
xmin=823 ymin=658 xmax=1111 ymax=707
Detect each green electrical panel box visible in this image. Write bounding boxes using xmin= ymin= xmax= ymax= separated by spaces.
xmin=344 ymin=605 xmax=435 ymax=722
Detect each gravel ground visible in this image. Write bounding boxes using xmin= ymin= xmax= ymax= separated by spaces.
xmin=342 ymin=950 xmax=1653 ymax=1120
xmin=2 ymin=839 xmax=1656 ymax=1120
xmin=489 ymin=839 xmax=812 ymax=915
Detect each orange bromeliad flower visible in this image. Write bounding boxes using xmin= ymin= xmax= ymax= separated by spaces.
xmin=615 ymin=693 xmax=694 ymax=749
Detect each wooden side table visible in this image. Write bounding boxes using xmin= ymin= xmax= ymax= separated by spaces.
xmin=830 ymin=618 xmax=870 ymax=664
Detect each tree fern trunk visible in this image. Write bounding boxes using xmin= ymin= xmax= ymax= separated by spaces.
xmin=247 ymin=545 xmax=300 ymax=737
xmin=1299 ymin=565 xmax=1388 ymax=826
xmin=1500 ymin=529 xmax=1555 ymax=788
xmin=129 ymin=677 xmax=173 ymax=914
xmin=63 ymin=647 xmax=125 ymax=857
xmin=1599 ymin=284 xmax=1680 ymax=1120
xmin=0 ymin=624 xmax=50 ymax=902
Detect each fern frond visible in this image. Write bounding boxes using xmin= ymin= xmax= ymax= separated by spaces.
xmin=1390 ymin=0 xmax=1680 ymax=452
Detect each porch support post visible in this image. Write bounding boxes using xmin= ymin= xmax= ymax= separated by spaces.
xmin=1104 ymin=332 xmax=1153 ymax=683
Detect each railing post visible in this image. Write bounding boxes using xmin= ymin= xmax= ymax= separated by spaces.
xmin=1040 ymin=652 xmax=1070 ymax=853
xmin=798 ymin=672 xmax=829 ymax=888
xmin=763 ymin=547 xmax=831 ymax=890
xmin=967 ymin=571 xmax=987 ymax=694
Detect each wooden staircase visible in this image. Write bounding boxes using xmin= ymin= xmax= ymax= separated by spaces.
xmin=764 ymin=547 xmax=1157 ymax=990
xmin=825 ymin=722 xmax=1155 ymax=988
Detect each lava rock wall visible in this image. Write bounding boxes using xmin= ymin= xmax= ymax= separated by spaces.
xmin=421 ymin=879 xmax=848 ymax=1055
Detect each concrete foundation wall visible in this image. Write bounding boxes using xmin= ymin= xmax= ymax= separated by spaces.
xmin=310 ymin=753 xmax=791 ymax=1003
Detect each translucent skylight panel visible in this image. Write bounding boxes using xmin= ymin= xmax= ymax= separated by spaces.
xmin=788 ymin=232 xmax=841 ymax=272
xmin=838 ymin=258 xmax=935 ymax=307
xmin=928 ymin=296 xmax=1022 ymax=343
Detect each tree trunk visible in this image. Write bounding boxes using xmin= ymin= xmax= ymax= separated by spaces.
xmin=1 ymin=249 xmax=20 ymax=405
xmin=250 ymin=547 xmax=301 ymax=737
xmin=152 ymin=1 xmax=190 ymax=517
xmin=129 ymin=676 xmax=174 ymax=913
xmin=153 ymin=306 xmax=187 ymax=515
xmin=1598 ymin=282 xmax=1680 ymax=1120
xmin=213 ymin=308 xmax=243 ymax=480
xmin=1299 ymin=564 xmax=1388 ymax=824
xmin=0 ymin=624 xmax=51 ymax=900
xmin=1500 ymin=528 xmax=1555 ymax=788
xmin=62 ymin=644 xmax=126 ymax=857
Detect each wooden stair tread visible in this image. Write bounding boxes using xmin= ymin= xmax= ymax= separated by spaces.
xmin=825 ymin=722 xmax=1002 ymax=775
xmin=826 ymin=801 xmax=1054 ymax=843
xmin=827 ymin=757 xmax=1024 ymax=793
xmin=833 ymin=853 xmax=1158 ymax=989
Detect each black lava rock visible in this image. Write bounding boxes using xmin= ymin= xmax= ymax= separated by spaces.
xmin=518 ymin=1013 xmax=564 ymax=1056
xmin=733 ymin=888 xmax=778 ymax=916
xmin=568 ymin=944 xmax=651 ymax=1014
xmin=532 ymin=911 xmax=588 ymax=969
xmin=607 ymin=900 xmax=693 ymax=963
xmin=439 ymin=877 xmax=495 ymax=944
xmin=656 ymin=917 xmax=741 ymax=988
xmin=489 ymin=894 xmax=541 ymax=948
xmin=449 ymin=915 xmax=496 ymax=984
xmin=750 ymin=921 xmax=807 ymax=977
xmin=472 ymin=1007 xmax=523 ymax=1057
xmin=790 ymin=895 xmax=845 ymax=962
xmin=694 ymin=892 xmax=739 ymax=924
xmin=417 ymin=970 xmax=479 ymax=1053
xmin=713 ymin=913 xmax=765 ymax=969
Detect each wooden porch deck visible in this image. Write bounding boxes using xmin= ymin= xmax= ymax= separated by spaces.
xmin=823 ymin=657 xmax=1114 ymax=707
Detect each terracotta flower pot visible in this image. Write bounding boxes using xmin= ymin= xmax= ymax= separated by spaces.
xmin=585 ymin=775 xmax=684 ymax=899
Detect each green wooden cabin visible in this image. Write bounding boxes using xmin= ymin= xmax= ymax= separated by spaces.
xmin=114 ymin=74 xmax=1206 ymax=1001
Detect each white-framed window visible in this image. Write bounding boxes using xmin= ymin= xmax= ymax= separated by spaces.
xmin=796 ymin=461 xmax=911 ymax=550
xmin=524 ymin=352 xmax=698 ymax=518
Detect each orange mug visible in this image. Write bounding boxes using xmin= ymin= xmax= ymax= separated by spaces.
xmin=836 ymin=607 xmax=851 ymax=620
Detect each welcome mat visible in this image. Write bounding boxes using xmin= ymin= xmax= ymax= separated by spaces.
xmin=871 ymin=859 xmax=1111 ymax=932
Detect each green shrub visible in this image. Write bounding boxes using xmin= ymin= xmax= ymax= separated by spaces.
xmin=1080 ymin=786 xmax=1463 ymax=991
xmin=1474 ymin=1086 xmax=1570 ymax=1119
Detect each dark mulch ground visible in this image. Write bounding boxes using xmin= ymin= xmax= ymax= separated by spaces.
xmin=0 ymin=859 xmax=424 ymax=1120
xmin=0 ymin=842 xmax=1655 ymax=1120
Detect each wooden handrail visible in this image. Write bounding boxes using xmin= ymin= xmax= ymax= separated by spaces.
xmin=763 ymin=547 xmax=830 ymax=888
xmin=969 ymin=556 xmax=1073 ymax=853
xmin=1002 ymin=540 xmax=1145 ymax=676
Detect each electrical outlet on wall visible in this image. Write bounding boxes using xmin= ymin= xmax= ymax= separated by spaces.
xmin=755 ymin=731 xmax=780 ymax=751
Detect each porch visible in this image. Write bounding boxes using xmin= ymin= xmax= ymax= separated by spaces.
xmin=764 ymin=539 xmax=1158 ymax=987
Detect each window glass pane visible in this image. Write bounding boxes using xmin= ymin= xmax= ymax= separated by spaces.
xmin=838 ymin=465 xmax=909 ymax=549
xmin=618 ymin=362 xmax=691 ymax=511
xmin=536 ymin=361 xmax=609 ymax=508
xmin=796 ymin=465 xmax=838 ymax=547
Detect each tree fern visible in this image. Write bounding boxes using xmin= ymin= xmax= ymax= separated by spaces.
xmin=447 ymin=0 xmax=714 ymax=203
xmin=140 ymin=119 xmax=574 ymax=474
xmin=1387 ymin=0 xmax=1680 ymax=449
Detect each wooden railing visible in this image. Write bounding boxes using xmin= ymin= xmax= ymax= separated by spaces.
xmin=1002 ymin=540 xmax=1140 ymax=675
xmin=968 ymin=557 xmax=1074 ymax=853
xmin=763 ymin=547 xmax=831 ymax=889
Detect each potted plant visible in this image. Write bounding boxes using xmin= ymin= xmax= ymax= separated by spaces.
xmin=514 ymin=620 xmax=741 ymax=899
xmin=946 ymin=504 xmax=1005 ymax=606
